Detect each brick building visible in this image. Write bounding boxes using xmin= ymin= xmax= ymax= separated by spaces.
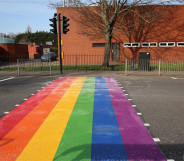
xmin=57 ymin=5 xmax=184 ymax=64
xmin=0 ymin=44 xmax=28 ymax=62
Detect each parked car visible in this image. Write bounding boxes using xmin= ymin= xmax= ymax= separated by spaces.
xmin=41 ymin=52 xmax=57 ymax=62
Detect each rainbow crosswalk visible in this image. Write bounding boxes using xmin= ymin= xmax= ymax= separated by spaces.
xmin=0 ymin=77 xmax=167 ymax=161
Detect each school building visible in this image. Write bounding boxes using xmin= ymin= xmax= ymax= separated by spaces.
xmin=57 ymin=5 xmax=184 ymax=64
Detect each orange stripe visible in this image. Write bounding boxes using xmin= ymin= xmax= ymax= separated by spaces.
xmin=0 ymin=77 xmax=76 ymax=161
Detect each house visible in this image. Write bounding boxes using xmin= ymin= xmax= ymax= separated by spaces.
xmin=57 ymin=5 xmax=184 ymax=64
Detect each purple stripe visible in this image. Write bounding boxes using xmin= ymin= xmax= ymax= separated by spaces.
xmin=105 ymin=77 xmax=167 ymax=161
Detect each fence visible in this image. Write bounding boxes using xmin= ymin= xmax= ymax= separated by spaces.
xmin=15 ymin=54 xmax=105 ymax=76
xmin=62 ymin=54 xmax=104 ymax=66
xmin=1 ymin=54 xmax=184 ymax=76
xmin=17 ymin=59 xmax=52 ymax=76
xmin=125 ymin=59 xmax=184 ymax=76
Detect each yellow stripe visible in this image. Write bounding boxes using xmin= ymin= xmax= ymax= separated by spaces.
xmin=17 ymin=77 xmax=86 ymax=161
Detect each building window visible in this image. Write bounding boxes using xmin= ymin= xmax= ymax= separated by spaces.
xmin=177 ymin=42 xmax=184 ymax=47
xmin=123 ymin=42 xmax=140 ymax=47
xmin=124 ymin=43 xmax=131 ymax=47
xmin=92 ymin=43 xmax=105 ymax=47
xmin=159 ymin=42 xmax=175 ymax=47
xmin=132 ymin=43 xmax=140 ymax=47
xmin=142 ymin=42 xmax=157 ymax=47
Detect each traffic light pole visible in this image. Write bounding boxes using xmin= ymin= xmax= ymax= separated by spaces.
xmin=58 ymin=13 xmax=63 ymax=74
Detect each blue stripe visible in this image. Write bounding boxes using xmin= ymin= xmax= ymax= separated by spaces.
xmin=91 ymin=77 xmax=128 ymax=161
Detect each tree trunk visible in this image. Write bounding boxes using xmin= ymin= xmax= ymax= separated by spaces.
xmin=103 ymin=32 xmax=112 ymax=68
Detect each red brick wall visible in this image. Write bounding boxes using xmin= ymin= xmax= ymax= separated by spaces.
xmin=28 ymin=43 xmax=43 ymax=59
xmin=0 ymin=44 xmax=28 ymax=62
xmin=57 ymin=5 xmax=184 ymax=63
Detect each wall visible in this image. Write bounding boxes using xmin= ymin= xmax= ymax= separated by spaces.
xmin=28 ymin=43 xmax=43 ymax=59
xmin=57 ymin=5 xmax=184 ymax=63
xmin=0 ymin=44 xmax=28 ymax=62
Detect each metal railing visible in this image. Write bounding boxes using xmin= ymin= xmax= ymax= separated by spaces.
xmin=17 ymin=59 xmax=52 ymax=76
xmin=125 ymin=59 xmax=184 ymax=76
xmin=1 ymin=54 xmax=184 ymax=76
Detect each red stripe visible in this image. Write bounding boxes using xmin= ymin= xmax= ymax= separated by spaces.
xmin=0 ymin=77 xmax=67 ymax=139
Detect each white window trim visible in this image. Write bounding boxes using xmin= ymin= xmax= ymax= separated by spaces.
xmin=177 ymin=42 xmax=184 ymax=47
xmin=159 ymin=42 xmax=175 ymax=47
xmin=124 ymin=42 xmax=140 ymax=47
xmin=123 ymin=43 xmax=131 ymax=47
xmin=141 ymin=42 xmax=157 ymax=47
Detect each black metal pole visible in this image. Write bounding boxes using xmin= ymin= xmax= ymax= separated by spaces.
xmin=58 ymin=13 xmax=63 ymax=74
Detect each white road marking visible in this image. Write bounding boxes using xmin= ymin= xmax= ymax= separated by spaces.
xmin=167 ymin=159 xmax=175 ymax=161
xmin=132 ymin=105 xmax=136 ymax=107
xmin=128 ymin=99 xmax=132 ymax=101
xmin=144 ymin=123 xmax=150 ymax=127
xmin=24 ymin=98 xmax=28 ymax=100
xmin=153 ymin=138 xmax=160 ymax=142
xmin=4 ymin=112 xmax=9 ymax=114
xmin=0 ymin=77 xmax=15 ymax=82
xmin=171 ymin=77 xmax=184 ymax=80
xmin=171 ymin=77 xmax=177 ymax=79
xmin=121 ymin=87 xmax=124 ymax=89
xmin=15 ymin=104 xmax=19 ymax=107
xmin=125 ymin=94 xmax=128 ymax=96
xmin=137 ymin=113 xmax=142 ymax=115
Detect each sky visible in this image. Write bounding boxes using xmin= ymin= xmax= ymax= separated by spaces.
xmin=0 ymin=0 xmax=183 ymax=35
xmin=0 ymin=0 xmax=61 ymax=35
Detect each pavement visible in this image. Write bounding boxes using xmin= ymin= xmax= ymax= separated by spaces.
xmin=0 ymin=70 xmax=184 ymax=161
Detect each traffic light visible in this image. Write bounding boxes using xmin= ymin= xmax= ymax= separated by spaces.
xmin=62 ymin=16 xmax=70 ymax=34
xmin=49 ymin=13 xmax=57 ymax=34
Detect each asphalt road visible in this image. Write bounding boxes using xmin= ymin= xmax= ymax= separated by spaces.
xmin=0 ymin=73 xmax=59 ymax=118
xmin=0 ymin=70 xmax=184 ymax=161
xmin=117 ymin=75 xmax=184 ymax=161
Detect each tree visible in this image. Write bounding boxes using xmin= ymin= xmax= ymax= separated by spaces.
xmin=48 ymin=0 xmax=184 ymax=68
xmin=26 ymin=25 xmax=32 ymax=33
xmin=14 ymin=31 xmax=57 ymax=45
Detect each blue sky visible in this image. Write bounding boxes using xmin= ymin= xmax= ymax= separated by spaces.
xmin=0 ymin=0 xmax=183 ymax=35
xmin=0 ymin=0 xmax=61 ymax=35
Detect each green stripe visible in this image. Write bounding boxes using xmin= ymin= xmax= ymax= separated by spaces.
xmin=53 ymin=77 xmax=95 ymax=161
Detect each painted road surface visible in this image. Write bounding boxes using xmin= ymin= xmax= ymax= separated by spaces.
xmin=0 ymin=77 xmax=167 ymax=161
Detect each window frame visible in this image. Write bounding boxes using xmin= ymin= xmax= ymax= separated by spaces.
xmin=123 ymin=42 xmax=140 ymax=47
xmin=159 ymin=42 xmax=175 ymax=47
xmin=141 ymin=42 xmax=157 ymax=47
xmin=177 ymin=42 xmax=184 ymax=47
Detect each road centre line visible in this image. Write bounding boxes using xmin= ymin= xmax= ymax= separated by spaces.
xmin=0 ymin=77 xmax=15 ymax=83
